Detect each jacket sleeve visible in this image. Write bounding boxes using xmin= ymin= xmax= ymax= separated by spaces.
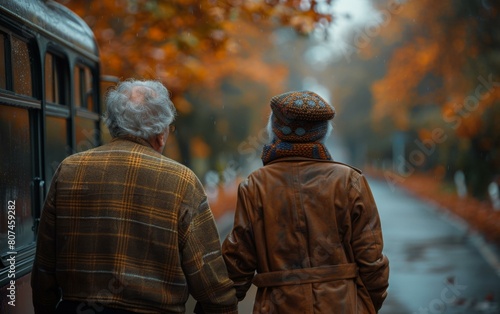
xmin=179 ymin=179 xmax=238 ymax=314
xmin=349 ymin=172 xmax=390 ymax=312
xmin=31 ymin=166 xmax=62 ymax=314
xmin=221 ymin=180 xmax=258 ymax=302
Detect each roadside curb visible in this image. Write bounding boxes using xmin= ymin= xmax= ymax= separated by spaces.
xmin=366 ymin=174 xmax=500 ymax=280
xmin=408 ymin=192 xmax=500 ymax=280
xmin=431 ymin=201 xmax=500 ymax=279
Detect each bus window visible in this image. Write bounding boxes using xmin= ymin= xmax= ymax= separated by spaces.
xmin=74 ymin=65 xmax=81 ymax=108
xmin=0 ymin=106 xmax=34 ymax=256
xmin=45 ymin=53 xmax=66 ymax=105
xmin=45 ymin=54 xmax=55 ymax=103
xmin=11 ymin=36 xmax=32 ymax=96
xmin=0 ymin=33 xmax=5 ymax=89
xmin=45 ymin=116 xmax=70 ymax=186
xmin=75 ymin=63 xmax=99 ymax=153
xmin=74 ymin=64 xmax=95 ymax=112
xmin=84 ymin=66 xmax=94 ymax=112
xmin=0 ymin=0 xmax=104 ymax=309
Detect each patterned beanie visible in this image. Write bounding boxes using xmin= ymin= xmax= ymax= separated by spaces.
xmin=270 ymin=91 xmax=335 ymax=143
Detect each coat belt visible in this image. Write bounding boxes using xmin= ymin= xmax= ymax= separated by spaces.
xmin=252 ymin=263 xmax=358 ymax=288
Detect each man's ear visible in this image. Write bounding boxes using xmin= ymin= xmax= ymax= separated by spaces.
xmin=157 ymin=132 xmax=166 ymax=147
xmin=151 ymin=132 xmax=167 ymax=153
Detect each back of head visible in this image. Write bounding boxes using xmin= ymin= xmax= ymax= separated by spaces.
xmin=104 ymin=79 xmax=177 ymax=139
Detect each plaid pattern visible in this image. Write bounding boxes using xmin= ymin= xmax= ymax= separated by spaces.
xmin=31 ymin=136 xmax=237 ymax=314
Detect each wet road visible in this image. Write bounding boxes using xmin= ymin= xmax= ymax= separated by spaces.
xmin=188 ymin=177 xmax=500 ymax=313
xmin=372 ymin=178 xmax=500 ymax=314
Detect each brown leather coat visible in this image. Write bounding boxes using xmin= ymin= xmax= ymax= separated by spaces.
xmin=222 ymin=157 xmax=389 ymax=313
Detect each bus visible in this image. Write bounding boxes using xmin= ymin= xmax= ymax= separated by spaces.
xmin=0 ymin=1 xmax=112 ymax=312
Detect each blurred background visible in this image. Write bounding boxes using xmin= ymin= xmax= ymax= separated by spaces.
xmin=56 ymin=0 xmax=500 ymax=243
xmin=54 ymin=0 xmax=500 ymax=311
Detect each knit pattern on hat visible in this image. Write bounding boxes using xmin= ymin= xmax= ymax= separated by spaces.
xmin=262 ymin=91 xmax=335 ymax=164
xmin=271 ymin=91 xmax=335 ymax=121
xmin=270 ymin=91 xmax=335 ymax=143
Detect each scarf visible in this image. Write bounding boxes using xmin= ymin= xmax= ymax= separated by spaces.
xmin=261 ymin=139 xmax=332 ymax=165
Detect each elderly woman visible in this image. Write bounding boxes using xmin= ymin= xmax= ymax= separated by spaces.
xmin=222 ymin=91 xmax=389 ymax=313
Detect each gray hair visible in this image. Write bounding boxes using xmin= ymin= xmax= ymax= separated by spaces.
xmin=266 ymin=112 xmax=333 ymax=143
xmin=104 ymin=79 xmax=176 ymax=139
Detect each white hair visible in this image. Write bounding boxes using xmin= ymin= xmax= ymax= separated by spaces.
xmin=104 ymin=79 xmax=176 ymax=139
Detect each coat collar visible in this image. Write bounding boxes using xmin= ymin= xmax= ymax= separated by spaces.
xmin=264 ymin=156 xmax=334 ymax=165
xmin=111 ymin=134 xmax=154 ymax=149
xmin=264 ymin=156 xmax=362 ymax=173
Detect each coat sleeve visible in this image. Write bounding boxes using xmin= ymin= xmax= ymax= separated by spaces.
xmin=349 ymin=172 xmax=390 ymax=312
xmin=179 ymin=179 xmax=238 ymax=314
xmin=31 ymin=166 xmax=62 ymax=314
xmin=221 ymin=180 xmax=258 ymax=302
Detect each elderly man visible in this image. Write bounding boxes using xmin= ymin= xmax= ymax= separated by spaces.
xmin=31 ymin=79 xmax=238 ymax=314
xmin=222 ymin=91 xmax=389 ymax=313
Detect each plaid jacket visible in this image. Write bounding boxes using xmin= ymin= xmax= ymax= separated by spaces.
xmin=31 ymin=136 xmax=238 ymax=313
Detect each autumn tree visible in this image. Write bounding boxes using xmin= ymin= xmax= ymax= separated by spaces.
xmin=56 ymin=0 xmax=335 ymax=177
xmin=369 ymin=0 xmax=500 ymax=198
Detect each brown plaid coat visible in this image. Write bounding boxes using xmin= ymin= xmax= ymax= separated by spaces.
xmin=31 ymin=136 xmax=238 ymax=313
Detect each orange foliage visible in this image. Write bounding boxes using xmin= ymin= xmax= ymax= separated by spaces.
xmin=56 ymin=0 xmax=332 ymax=169
xmin=417 ymin=128 xmax=433 ymax=142
xmin=171 ymin=96 xmax=193 ymax=115
xmin=372 ymin=36 xmax=441 ymax=130
xmin=190 ymin=137 xmax=212 ymax=158
xmin=57 ymin=0 xmax=332 ymax=97
xmin=442 ymin=85 xmax=500 ymax=138
xmin=370 ymin=0 xmax=486 ymax=134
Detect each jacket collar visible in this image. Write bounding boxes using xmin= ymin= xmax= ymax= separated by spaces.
xmin=265 ymin=156 xmax=335 ymax=165
xmin=112 ymin=134 xmax=154 ymax=149
xmin=265 ymin=156 xmax=362 ymax=173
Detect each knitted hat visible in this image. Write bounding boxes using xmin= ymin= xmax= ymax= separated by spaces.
xmin=270 ymin=91 xmax=335 ymax=143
